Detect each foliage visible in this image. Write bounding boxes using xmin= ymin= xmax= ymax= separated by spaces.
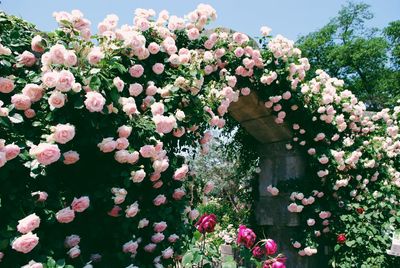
xmin=0 ymin=3 xmax=399 ymax=268
xmin=297 ymin=1 xmax=400 ymax=109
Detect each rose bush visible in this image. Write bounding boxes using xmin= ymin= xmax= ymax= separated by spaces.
xmin=0 ymin=3 xmax=399 ymax=268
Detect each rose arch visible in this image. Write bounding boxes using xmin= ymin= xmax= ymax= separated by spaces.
xmin=0 ymin=4 xmax=399 ymax=268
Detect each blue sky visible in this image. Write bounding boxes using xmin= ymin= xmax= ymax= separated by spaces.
xmin=1 ymin=0 xmax=399 ymax=40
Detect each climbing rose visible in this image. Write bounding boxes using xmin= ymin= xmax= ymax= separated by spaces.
xmin=337 ymin=233 xmax=346 ymax=244
xmin=56 ymin=207 xmax=75 ymax=223
xmin=265 ymin=239 xmax=277 ymax=255
xmin=64 ymin=235 xmax=80 ymax=248
xmin=71 ymin=196 xmax=90 ymax=212
xmin=17 ymin=214 xmax=41 ymax=234
xmin=52 ymin=124 xmax=75 ymax=144
xmin=0 ymin=77 xmax=15 ymax=93
xmin=84 ymin=91 xmax=106 ymax=112
xmin=17 ymin=51 xmax=36 ymax=67
xmin=11 ymin=232 xmax=39 ymax=253
xmin=63 ymin=151 xmax=80 ymax=165
xmin=237 ymin=225 xmax=256 ymax=248
xmin=129 ymin=64 xmax=144 ymax=78
xmin=29 ymin=143 xmax=61 ymax=165
xmin=195 ymin=213 xmax=217 ymax=233
xmin=21 ymin=260 xmax=43 ymax=268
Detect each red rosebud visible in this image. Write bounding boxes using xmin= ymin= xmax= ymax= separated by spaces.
xmin=356 ymin=207 xmax=364 ymax=214
xmin=252 ymin=245 xmax=264 ymax=259
xmin=237 ymin=225 xmax=257 ymax=248
xmin=337 ymin=233 xmax=346 ymax=244
xmin=195 ymin=213 xmax=217 ymax=233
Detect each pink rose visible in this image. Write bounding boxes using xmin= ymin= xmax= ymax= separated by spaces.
xmin=0 ymin=152 xmax=5 ymax=168
xmin=189 ymin=209 xmax=200 ymax=221
xmin=63 ymin=151 xmax=79 ymax=165
xmin=84 ymin=91 xmax=106 ymax=112
xmin=131 ymin=169 xmax=146 ymax=183
xmin=3 ymin=144 xmax=20 ymax=160
xmin=172 ymin=188 xmax=186 ymax=200
xmin=152 ymin=63 xmax=164 ymax=74
xmin=0 ymin=77 xmax=15 ymax=93
xmin=64 ymin=234 xmax=80 ymax=248
xmin=29 ymin=143 xmax=60 ymax=165
xmin=128 ymin=83 xmax=143 ymax=97
xmin=71 ymin=196 xmax=90 ymax=212
xmin=17 ymin=214 xmax=41 ymax=234
xmin=168 ymin=234 xmax=179 ymax=243
xmin=148 ymin=42 xmax=160 ymax=54
xmin=48 ymin=91 xmax=66 ymax=109
xmin=114 ymin=150 xmax=128 ymax=163
xmin=153 ymin=115 xmax=176 ymax=134
xmin=49 ymin=44 xmax=66 ymax=64
xmin=125 ymin=202 xmax=139 ymax=218
xmin=21 ymin=260 xmax=43 ymax=268
xmin=173 ymin=164 xmax=189 ymax=181
xmin=237 ymin=225 xmax=256 ymax=248
xmin=203 ymin=181 xmax=215 ymax=194
xmin=11 ymin=232 xmax=39 ymax=253
xmin=67 ymin=246 xmax=80 ymax=258
xmin=56 ymin=207 xmax=75 ymax=223
xmin=17 ymin=51 xmax=36 ymax=67
xmin=56 ymin=70 xmax=75 ymax=92
xmin=153 ymin=221 xmax=167 ymax=233
xmin=129 ymin=64 xmax=144 ymax=78
xmin=31 ymin=35 xmax=44 ymax=53
xmin=11 ymin=94 xmax=31 ymax=110
xmin=42 ymin=71 xmax=59 ymax=88
xmin=113 ymin=77 xmax=125 ymax=92
xmin=52 ymin=124 xmax=75 ymax=144
xmin=116 ymin=137 xmax=129 ymax=150
xmin=162 ymin=247 xmax=174 ymax=259
xmin=117 ymin=125 xmax=132 ymax=138
xmin=139 ymin=145 xmax=156 ymax=158
xmin=122 ymin=240 xmax=138 ymax=254
xmin=108 ymin=206 xmax=122 ymax=217
xmin=138 ymin=218 xmax=149 ymax=229
xmin=64 ymin=50 xmax=77 ymax=66
xmin=151 ymin=232 xmax=165 ymax=243
xmin=153 ymin=194 xmax=166 ymax=206
xmin=87 ymin=47 xmax=104 ymax=65
xmin=22 ymin=84 xmax=44 ymax=102
xmin=98 ymin=138 xmax=116 ymax=153
xmin=144 ymin=243 xmax=156 ymax=252
xmin=31 ymin=191 xmax=48 ymax=202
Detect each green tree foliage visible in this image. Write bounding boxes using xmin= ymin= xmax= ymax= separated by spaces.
xmin=297 ymin=2 xmax=400 ymax=110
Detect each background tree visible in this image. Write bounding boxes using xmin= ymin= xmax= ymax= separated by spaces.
xmin=297 ymin=1 xmax=400 ymax=110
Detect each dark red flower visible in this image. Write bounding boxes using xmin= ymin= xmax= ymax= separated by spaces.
xmin=356 ymin=207 xmax=364 ymax=214
xmin=195 ymin=213 xmax=217 ymax=233
xmin=337 ymin=233 xmax=346 ymax=244
xmin=252 ymin=245 xmax=264 ymax=259
xmin=237 ymin=225 xmax=257 ymax=248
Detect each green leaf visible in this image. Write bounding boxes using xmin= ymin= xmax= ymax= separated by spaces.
xmin=334 ymin=244 xmax=341 ymax=252
xmin=56 ymin=259 xmax=65 ymax=268
xmin=182 ymin=252 xmax=194 ymax=266
xmin=345 ymin=240 xmax=356 ymax=247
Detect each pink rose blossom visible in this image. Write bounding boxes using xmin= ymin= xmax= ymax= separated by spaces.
xmin=48 ymin=91 xmax=66 ymax=109
xmin=113 ymin=77 xmax=125 ymax=92
xmin=63 ymin=151 xmax=79 ymax=165
xmin=125 ymin=202 xmax=139 ymax=218
xmin=173 ymin=164 xmax=189 ymax=181
xmin=108 ymin=206 xmax=122 ymax=217
xmin=71 ymin=196 xmax=90 ymax=212
xmin=29 ymin=143 xmax=61 ymax=165
xmin=56 ymin=207 xmax=75 ymax=223
xmin=172 ymin=188 xmax=186 ymax=200
xmin=128 ymin=83 xmax=143 ymax=96
xmin=31 ymin=191 xmax=48 ymax=202
xmin=123 ymin=240 xmax=138 ymax=254
xmin=117 ymin=125 xmax=132 ymax=138
xmin=21 ymin=260 xmax=43 ymax=268
xmin=87 ymin=47 xmax=104 ymax=65
xmin=162 ymin=247 xmax=174 ymax=259
xmin=52 ymin=124 xmax=75 ymax=144
xmin=131 ymin=169 xmax=146 ymax=183
xmin=154 ymin=221 xmax=167 ymax=232
xmin=153 ymin=194 xmax=166 ymax=206
xmin=56 ymin=70 xmax=75 ymax=92
xmin=64 ymin=235 xmax=80 ymax=248
xmin=152 ymin=63 xmax=164 ymax=74
xmin=84 ymin=91 xmax=106 ymax=112
xmin=17 ymin=51 xmax=36 ymax=67
xmin=97 ymin=138 xmax=116 ymax=153
xmin=17 ymin=214 xmax=41 ymax=234
xmin=144 ymin=243 xmax=156 ymax=252
xmin=148 ymin=42 xmax=160 ymax=54
xmin=11 ymin=94 xmax=31 ymax=110
xmin=12 ymin=232 xmax=39 ymax=253
xmin=265 ymin=239 xmax=277 ymax=255
xmin=237 ymin=225 xmax=256 ymax=248
xmin=168 ymin=234 xmax=179 ymax=243
xmin=0 ymin=77 xmax=15 ymax=93
xmin=138 ymin=218 xmax=149 ymax=229
xmin=151 ymin=232 xmax=165 ymax=243
xmin=67 ymin=246 xmax=80 ymax=258
xmin=129 ymin=64 xmax=144 ymax=78
xmin=139 ymin=145 xmax=156 ymax=158
xmin=3 ymin=144 xmax=20 ymax=160
xmin=22 ymin=84 xmax=44 ymax=102
xmin=31 ymin=35 xmax=44 ymax=53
